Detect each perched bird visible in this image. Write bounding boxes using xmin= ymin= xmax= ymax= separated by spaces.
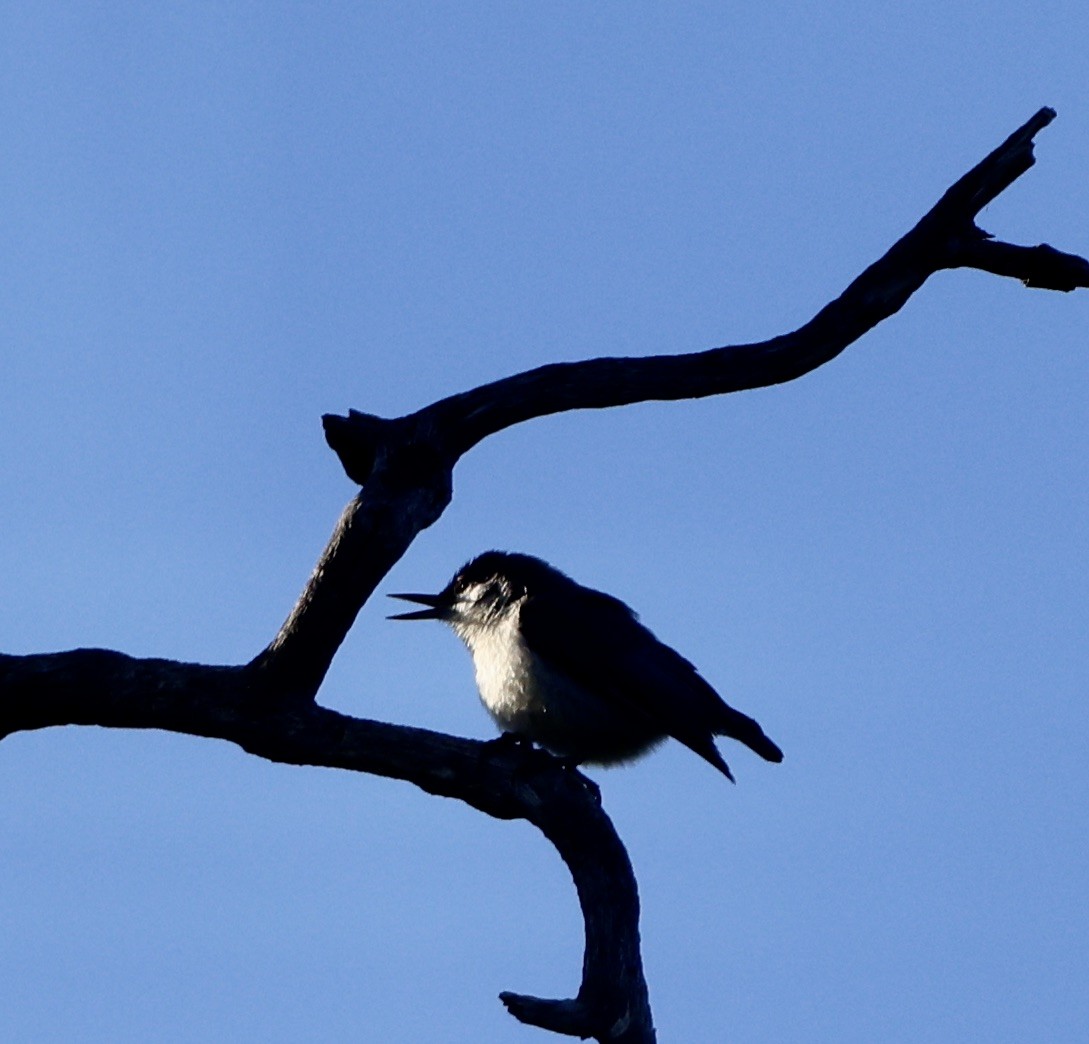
xmin=389 ymin=551 xmax=783 ymax=781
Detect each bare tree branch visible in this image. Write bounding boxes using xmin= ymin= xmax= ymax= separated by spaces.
xmin=0 ymin=648 xmax=652 ymax=1042
xmin=2 ymin=108 xmax=1084 ymax=1041
xmin=324 ymin=108 xmax=1084 ymax=476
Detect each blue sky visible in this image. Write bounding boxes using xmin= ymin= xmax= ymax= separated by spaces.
xmin=1 ymin=5 xmax=1087 ymax=1042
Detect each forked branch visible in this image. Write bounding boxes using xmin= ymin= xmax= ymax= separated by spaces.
xmin=2 ymin=108 xmax=1084 ymax=1042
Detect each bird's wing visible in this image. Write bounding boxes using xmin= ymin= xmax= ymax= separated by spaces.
xmin=519 ymin=585 xmax=782 ymax=775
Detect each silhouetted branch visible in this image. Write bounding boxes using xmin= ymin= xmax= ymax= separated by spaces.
xmin=0 ymin=648 xmax=652 ymax=1041
xmin=3 ymin=108 xmax=1084 ymax=1041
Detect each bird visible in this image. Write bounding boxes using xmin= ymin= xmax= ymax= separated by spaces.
xmin=389 ymin=551 xmax=783 ymax=781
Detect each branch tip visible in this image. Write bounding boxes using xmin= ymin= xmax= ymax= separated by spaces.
xmin=322 ymin=410 xmax=385 ymax=484
xmin=499 ymin=993 xmax=593 ymax=1036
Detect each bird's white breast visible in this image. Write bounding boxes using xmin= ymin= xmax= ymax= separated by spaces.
xmin=450 ymin=602 xmax=662 ymax=764
xmin=456 ymin=609 xmax=543 ymax=732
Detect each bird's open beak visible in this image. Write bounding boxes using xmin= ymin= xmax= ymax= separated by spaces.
xmin=387 ymin=593 xmax=450 ymax=621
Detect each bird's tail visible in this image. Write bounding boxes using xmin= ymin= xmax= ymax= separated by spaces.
xmin=718 ymin=706 xmax=784 ymax=763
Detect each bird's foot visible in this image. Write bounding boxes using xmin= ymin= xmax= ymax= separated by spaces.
xmin=484 ymin=731 xmax=536 ymax=755
xmin=481 ymin=734 xmax=601 ymax=804
xmin=481 ymin=732 xmax=555 ymax=773
xmin=558 ymin=758 xmax=601 ymax=804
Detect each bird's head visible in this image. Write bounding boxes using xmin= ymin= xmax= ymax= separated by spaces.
xmin=388 ymin=551 xmax=560 ymax=631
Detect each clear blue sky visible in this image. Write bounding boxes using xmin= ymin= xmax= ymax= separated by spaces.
xmin=2 ymin=5 xmax=1087 ymax=1042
